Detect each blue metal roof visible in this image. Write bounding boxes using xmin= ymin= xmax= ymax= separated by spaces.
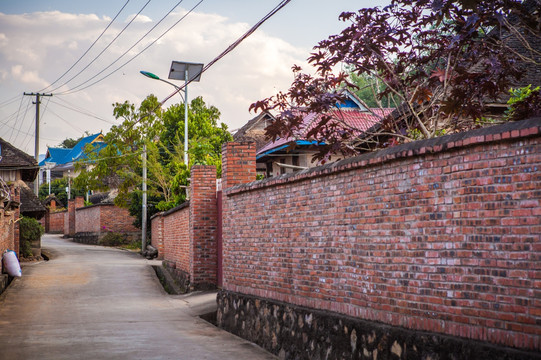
xmin=39 ymin=133 xmax=104 ymax=166
xmin=256 ymin=140 xmax=323 ymax=160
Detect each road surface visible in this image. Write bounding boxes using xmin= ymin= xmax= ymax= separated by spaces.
xmin=0 ymin=234 xmax=276 ymax=360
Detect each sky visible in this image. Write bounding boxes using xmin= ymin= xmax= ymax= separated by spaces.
xmin=0 ymin=0 xmax=390 ymax=156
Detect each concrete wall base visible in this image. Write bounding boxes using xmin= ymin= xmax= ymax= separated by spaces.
xmin=217 ymin=290 xmax=541 ymax=360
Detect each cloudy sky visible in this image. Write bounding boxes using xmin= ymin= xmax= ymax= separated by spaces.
xmin=0 ymin=0 xmax=390 ymax=156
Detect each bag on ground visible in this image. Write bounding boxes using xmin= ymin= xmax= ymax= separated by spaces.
xmin=2 ymin=250 xmax=22 ymax=277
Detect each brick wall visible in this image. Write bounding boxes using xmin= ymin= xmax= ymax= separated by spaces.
xmin=150 ymin=214 xmax=164 ymax=259
xmin=48 ymin=210 xmax=65 ymax=234
xmin=0 ymin=206 xmax=16 ymax=267
xmin=72 ymin=204 xmax=139 ymax=242
xmin=150 ymin=165 xmax=219 ymax=290
xmin=220 ymin=118 xmax=541 ymax=352
xmin=75 ymin=206 xmax=101 ymax=233
xmin=162 ymin=203 xmax=190 ymax=273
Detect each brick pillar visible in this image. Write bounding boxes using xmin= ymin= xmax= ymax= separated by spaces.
xmin=221 ymin=142 xmax=256 ymax=190
xmin=68 ymin=199 xmax=76 ymax=237
xmin=75 ymin=196 xmax=84 ymax=209
xmin=50 ymin=199 xmax=56 ymax=210
xmin=189 ymin=165 xmax=217 ymax=289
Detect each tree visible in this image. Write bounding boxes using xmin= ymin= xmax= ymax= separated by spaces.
xmin=38 ymin=178 xmax=85 ymax=206
xmin=74 ymin=95 xmax=232 ymax=228
xmin=252 ymin=0 xmax=540 ymax=158
xmin=56 ymin=131 xmax=91 ymax=149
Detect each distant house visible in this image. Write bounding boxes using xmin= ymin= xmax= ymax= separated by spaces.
xmin=0 ymin=137 xmax=40 ymax=183
xmin=0 ymin=138 xmax=46 ymax=219
xmin=38 ymin=132 xmax=106 ymax=185
xmin=253 ymin=90 xmax=393 ymax=178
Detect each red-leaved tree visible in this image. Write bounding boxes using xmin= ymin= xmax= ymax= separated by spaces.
xmin=251 ymin=0 xmax=541 ymax=158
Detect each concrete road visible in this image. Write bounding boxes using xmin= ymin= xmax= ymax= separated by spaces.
xmin=0 ymin=234 xmax=276 ymax=360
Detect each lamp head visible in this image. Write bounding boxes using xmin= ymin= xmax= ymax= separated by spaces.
xmin=140 ymin=71 xmax=160 ymax=80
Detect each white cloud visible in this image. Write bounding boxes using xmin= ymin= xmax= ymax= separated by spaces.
xmin=0 ymin=8 xmax=309 ymax=153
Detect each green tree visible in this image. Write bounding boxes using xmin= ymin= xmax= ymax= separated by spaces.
xmin=74 ymin=95 xmax=232 ymax=228
xmin=349 ymin=72 xmax=396 ymax=109
xmin=38 ymin=178 xmax=85 ymax=206
xmin=57 ymin=131 xmax=91 ymax=149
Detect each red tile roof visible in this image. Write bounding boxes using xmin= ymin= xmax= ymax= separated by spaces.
xmin=257 ymin=108 xmax=393 ymax=155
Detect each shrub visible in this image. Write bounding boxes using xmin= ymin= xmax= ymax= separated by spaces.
xmin=19 ymin=217 xmax=44 ymax=257
xmin=98 ymin=232 xmax=128 ymax=247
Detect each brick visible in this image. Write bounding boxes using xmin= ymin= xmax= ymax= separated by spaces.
xmin=220 ymin=126 xmax=541 ymax=351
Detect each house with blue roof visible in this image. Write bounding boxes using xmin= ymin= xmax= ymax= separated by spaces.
xmin=38 ymin=132 xmax=106 ymax=186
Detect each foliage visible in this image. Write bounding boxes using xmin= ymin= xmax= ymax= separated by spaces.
xmin=38 ymin=178 xmax=85 ymax=206
xmin=98 ymin=232 xmax=129 ymax=247
xmin=349 ymin=72 xmax=395 ymax=109
xmin=505 ymin=85 xmax=541 ymax=121
xmin=19 ymin=217 xmax=44 ymax=257
xmin=56 ymin=131 xmax=90 ymax=149
xmin=75 ymin=95 xmax=232 ymax=228
xmin=252 ymin=0 xmax=540 ymax=159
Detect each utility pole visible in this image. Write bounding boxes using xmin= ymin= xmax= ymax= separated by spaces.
xmin=141 ymin=143 xmax=147 ymax=253
xmin=24 ymin=92 xmax=52 ymax=195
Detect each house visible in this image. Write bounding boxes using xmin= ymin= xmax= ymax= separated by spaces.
xmin=38 ymin=132 xmax=106 ymax=186
xmin=0 ymin=137 xmax=45 ymax=258
xmin=253 ymin=90 xmax=393 ymax=178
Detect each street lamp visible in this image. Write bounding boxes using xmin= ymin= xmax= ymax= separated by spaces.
xmin=139 ymin=71 xmax=184 ymax=99
xmin=168 ymin=61 xmax=204 ymax=166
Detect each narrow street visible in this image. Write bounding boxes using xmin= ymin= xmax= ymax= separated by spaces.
xmin=0 ymin=234 xmax=276 ymax=360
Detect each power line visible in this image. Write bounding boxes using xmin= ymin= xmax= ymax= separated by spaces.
xmin=8 ymin=96 xmax=27 ymax=141
xmin=125 ymin=0 xmax=292 ymax=133
xmin=160 ymin=0 xmax=292 ymax=106
xmin=40 ymin=0 xmax=132 ymax=92
xmin=50 ymin=98 xmax=117 ymax=124
xmin=0 ymin=95 xmax=22 ymax=109
xmin=48 ymin=0 xmax=151 ymax=93
xmin=57 ymin=0 xmax=193 ymax=95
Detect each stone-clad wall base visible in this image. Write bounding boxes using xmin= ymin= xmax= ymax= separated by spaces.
xmin=217 ymin=290 xmax=541 ymax=360
xmin=73 ymin=232 xmax=99 ymax=245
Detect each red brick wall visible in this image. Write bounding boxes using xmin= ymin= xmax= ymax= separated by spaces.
xmin=74 ymin=204 xmax=139 ymax=235
xmin=150 ymin=165 xmax=219 ymax=287
xmin=99 ymin=205 xmax=139 ymax=233
xmin=75 ymin=206 xmax=101 ymax=233
xmin=150 ymin=214 xmax=164 ymax=259
xmin=0 ymin=207 xmax=16 ymax=270
xmin=162 ymin=204 xmax=190 ymax=272
xmin=221 ymin=119 xmax=541 ymax=351
xmin=48 ymin=210 xmax=65 ymax=233
xmin=190 ymin=166 xmax=218 ymax=286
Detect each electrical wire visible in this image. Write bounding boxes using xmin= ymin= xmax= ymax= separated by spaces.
xmin=8 ymin=96 xmax=27 ymax=140
xmin=50 ymin=98 xmax=117 ymax=124
xmin=48 ymin=0 xmax=152 ymax=93
xmin=0 ymin=95 xmax=22 ymax=110
xmin=124 ymin=0 xmax=292 ymax=133
xmin=9 ymin=97 xmax=33 ymax=143
xmin=45 ymin=107 xmax=86 ymax=134
xmin=40 ymin=0 xmax=132 ymax=92
xmin=57 ymin=0 xmax=195 ymax=95
xmin=160 ymin=0 xmax=292 ymax=106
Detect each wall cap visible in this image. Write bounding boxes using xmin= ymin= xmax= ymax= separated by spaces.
xmin=150 ymin=200 xmax=190 ymax=220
